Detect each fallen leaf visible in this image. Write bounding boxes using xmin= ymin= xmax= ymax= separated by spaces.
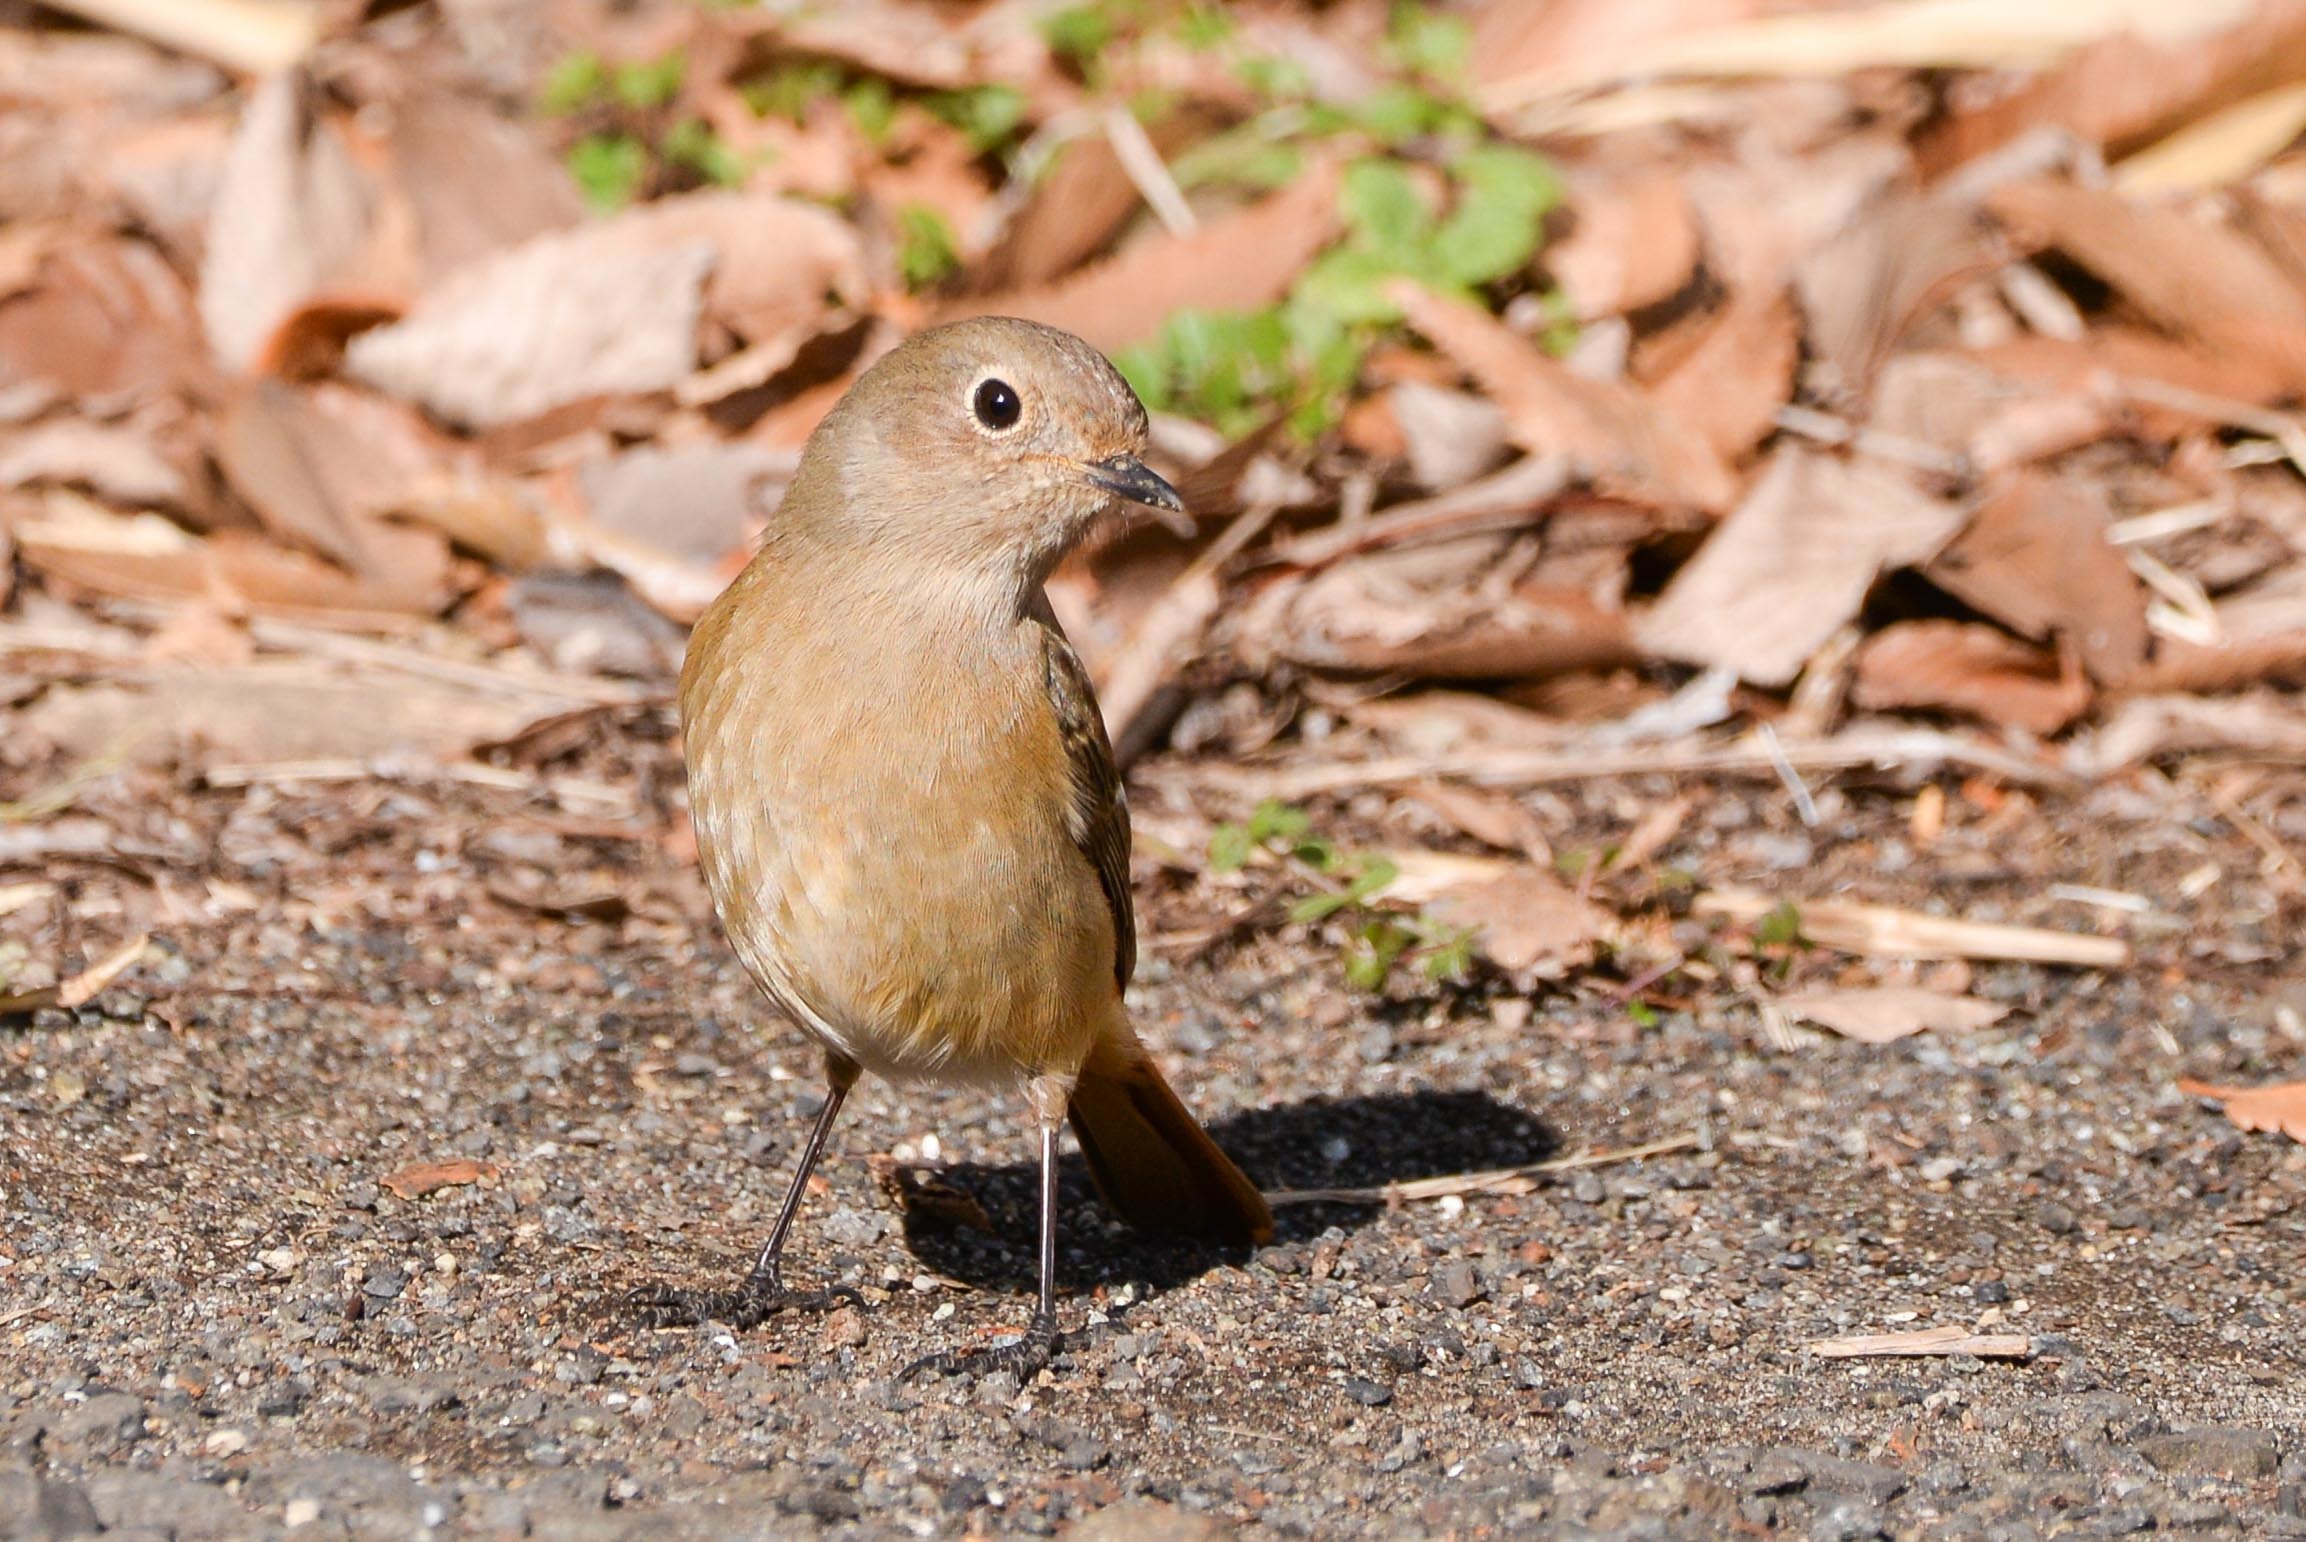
xmin=0 ymin=419 xmax=190 ymax=510
xmin=1854 ymin=619 xmax=2092 ymax=735
xmin=2071 ymin=692 xmax=2306 ymax=775
xmin=1428 ymin=866 xmax=1610 ymax=976
xmin=0 ymin=236 xmax=204 ymax=403
xmin=1407 ymin=782 xmax=1554 ymax=864
xmin=1925 ymin=472 xmax=2146 ymax=686
xmin=379 ymin=1159 xmax=501 ymax=1201
xmin=2176 ymin=1076 xmax=2306 ymax=1143
xmin=950 ymin=165 xmax=1341 ymax=353
xmin=1646 ymin=289 xmax=1801 ymax=464
xmin=1917 ymin=0 xmax=2306 ymax=175
xmin=347 ymin=191 xmax=865 ymax=430
xmin=1392 ymin=281 xmax=1734 ymax=513
xmin=971 ymin=107 xmax=1221 ymax=292
xmin=1808 ymin=1326 xmax=2034 ymax=1360
xmin=199 ymin=70 xmax=405 ymax=373
xmin=1388 ymin=382 xmax=1510 ymax=493
xmin=1547 ymin=170 xmax=1700 ymax=320
xmin=1988 ymin=178 xmax=2306 ymax=394
xmin=1779 ymin=986 xmax=2011 ymax=1044
xmin=1797 ymin=192 xmax=1995 ymax=402
xmin=1639 ymin=448 xmax=1969 ymax=686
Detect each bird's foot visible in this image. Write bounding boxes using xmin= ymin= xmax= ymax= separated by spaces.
xmin=900 ymin=1310 xmax=1059 ymax=1382
xmin=626 ymin=1272 xmax=863 ymax=1331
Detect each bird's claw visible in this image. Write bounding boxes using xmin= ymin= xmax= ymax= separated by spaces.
xmin=626 ymin=1274 xmax=863 ymax=1331
xmin=900 ymin=1311 xmax=1059 ymax=1383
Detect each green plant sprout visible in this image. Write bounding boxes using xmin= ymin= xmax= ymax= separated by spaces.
xmin=896 ymin=205 xmax=961 ymax=290
xmin=1208 ymin=799 xmax=1479 ymax=993
xmin=542 ymin=47 xmax=751 ymax=211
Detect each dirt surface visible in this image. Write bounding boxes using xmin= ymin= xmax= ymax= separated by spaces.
xmin=4 ymin=723 xmax=2304 ymax=1541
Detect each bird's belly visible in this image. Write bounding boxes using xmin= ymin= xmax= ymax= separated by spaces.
xmin=694 ymin=727 xmax=1115 ymax=1084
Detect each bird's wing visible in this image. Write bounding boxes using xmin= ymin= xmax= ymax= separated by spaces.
xmin=1030 ymin=598 xmax=1134 ymax=989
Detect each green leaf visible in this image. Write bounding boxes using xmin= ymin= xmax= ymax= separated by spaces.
xmin=742 ymin=62 xmax=845 ymax=123
xmin=1234 ymin=52 xmax=1313 ymax=101
xmin=895 ymin=204 xmax=960 ymax=290
xmin=567 ymin=134 xmax=648 ymax=212
xmin=1112 ymin=340 xmax=1171 ymax=411
xmin=1386 ymin=1 xmax=1471 ymax=80
xmin=1293 ymin=248 xmax=1409 ymax=326
xmin=661 ymin=118 xmax=748 ymax=186
xmin=1042 ymin=4 xmax=1116 ymax=66
xmin=1207 ymin=822 xmax=1253 ymax=873
xmin=1755 ymin=901 xmax=1805 ymax=950
xmin=1351 ymin=82 xmax=1454 ymax=146
xmin=1341 ymin=945 xmax=1390 ymax=993
xmin=1343 ymin=855 xmax=1400 ymax=903
xmin=1176 ymin=3 xmax=1233 ymax=50
xmin=1289 ymin=891 xmax=1351 ymax=924
xmin=1420 ymin=930 xmax=1474 ymax=982
xmin=1247 ymin=799 xmax=1310 ymax=843
xmin=1292 ymin=835 xmax=1341 ymax=873
xmin=928 ymin=84 xmax=1029 ymax=155
xmin=1339 ymin=157 xmax=1433 ymax=258
xmin=1169 ymin=122 xmax=1304 ymax=191
xmin=843 ymin=77 xmax=897 ymax=145
xmin=539 ymin=51 xmax=606 ymax=116
xmin=612 ymin=52 xmax=686 ymax=111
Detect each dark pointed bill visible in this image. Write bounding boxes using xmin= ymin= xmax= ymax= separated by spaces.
xmin=1083 ymin=453 xmax=1192 ymax=537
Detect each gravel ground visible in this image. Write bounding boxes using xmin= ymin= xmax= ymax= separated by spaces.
xmin=4 ymin=729 xmax=2305 ymax=1540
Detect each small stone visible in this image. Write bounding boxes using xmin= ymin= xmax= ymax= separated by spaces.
xmin=819 ymin=1307 xmax=868 ymax=1350
xmin=203 ymin=1428 xmax=252 ymax=1458
xmin=1429 ymin=1260 xmax=1485 ymax=1308
xmin=57 ymin=1393 xmax=145 ymax=1450
xmin=2037 ymin=1203 xmax=2078 ymax=1235
xmin=282 ymin=1496 xmax=322 ymax=1527
xmin=1973 ymin=1280 xmax=2010 ymax=1304
xmin=0 ymin=1470 xmax=101 ymax=1538
xmin=2138 ymin=1426 xmax=2281 ymax=1480
xmin=361 ymin=1264 xmax=408 ymax=1301
xmin=1341 ymin=1377 xmax=1393 ymax=1408
xmin=1807 ymin=1493 xmax=1887 ymax=1542
xmin=257 ymin=1379 xmax=312 ymax=1418
xmin=1067 ymin=1499 xmax=1223 ymax=1542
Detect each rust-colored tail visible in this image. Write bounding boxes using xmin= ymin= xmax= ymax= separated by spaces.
xmin=1068 ymin=1036 xmax=1272 ymax=1246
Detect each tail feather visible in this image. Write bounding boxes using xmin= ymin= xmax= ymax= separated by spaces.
xmin=1067 ymin=1038 xmax=1272 ymax=1246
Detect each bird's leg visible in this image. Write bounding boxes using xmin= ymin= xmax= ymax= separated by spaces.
xmin=903 ymin=1072 xmax=1070 ymax=1382
xmin=629 ymin=1053 xmax=864 ymax=1330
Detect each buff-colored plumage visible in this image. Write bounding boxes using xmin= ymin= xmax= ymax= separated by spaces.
xmin=650 ymin=319 xmax=1267 ymax=1373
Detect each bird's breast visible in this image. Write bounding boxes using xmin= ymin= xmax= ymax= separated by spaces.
xmin=680 ymin=576 xmax=1118 ymax=1081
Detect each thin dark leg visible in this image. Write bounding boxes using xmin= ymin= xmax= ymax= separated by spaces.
xmin=903 ymin=1119 xmax=1061 ymax=1381
xmin=628 ymin=1057 xmax=864 ymax=1330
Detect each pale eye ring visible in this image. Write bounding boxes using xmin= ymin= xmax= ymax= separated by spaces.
xmin=972 ymin=377 xmax=1022 ymax=431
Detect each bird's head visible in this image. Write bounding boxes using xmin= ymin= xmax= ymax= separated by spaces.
xmin=778 ymin=316 xmax=1187 ymax=597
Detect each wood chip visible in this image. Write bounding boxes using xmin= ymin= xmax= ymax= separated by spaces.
xmin=1696 ymin=889 xmax=2131 ymax=968
xmin=379 ymin=1159 xmax=501 ymax=1200
xmin=1808 ymin=1326 xmax=2034 ymax=1360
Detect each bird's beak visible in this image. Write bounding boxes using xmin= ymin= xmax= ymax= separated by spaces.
xmin=1082 ymin=454 xmax=1193 ymax=537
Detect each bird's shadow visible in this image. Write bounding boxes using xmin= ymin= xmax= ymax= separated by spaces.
xmin=896 ymin=1089 xmax=1557 ymax=1295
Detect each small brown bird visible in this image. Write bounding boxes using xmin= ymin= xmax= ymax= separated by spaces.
xmin=632 ymin=316 xmax=1272 ymax=1378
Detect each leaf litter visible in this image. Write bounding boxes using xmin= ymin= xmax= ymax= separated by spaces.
xmin=3 ymin=0 xmax=2306 ymax=1297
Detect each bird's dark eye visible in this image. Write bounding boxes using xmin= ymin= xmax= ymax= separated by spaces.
xmin=972 ymin=377 xmax=1022 ymax=431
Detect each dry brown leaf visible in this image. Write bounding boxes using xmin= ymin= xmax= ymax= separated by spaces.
xmin=347 ymin=191 xmax=864 ymax=429
xmin=199 ymin=70 xmax=404 ymax=374
xmin=2176 ymin=1077 xmax=2306 ymax=1144
xmin=1808 ymin=1327 xmax=2033 ymax=1360
xmin=1647 ymin=290 xmax=1801 ymax=464
xmin=1469 ymin=0 xmax=1771 ymax=92
xmin=1638 ymin=448 xmax=1967 ymax=686
xmin=1407 ymin=782 xmax=1553 ymax=864
xmin=41 ymin=0 xmax=317 ymax=75
xmin=1925 ymin=472 xmax=2146 ymax=687
xmin=1797 ymin=193 xmax=1995 ymax=402
xmin=949 ymin=166 xmax=1341 ymax=354
xmin=1388 ymin=382 xmax=1510 ymax=493
xmin=1853 ymin=620 xmax=2090 ymax=735
xmin=971 ymin=108 xmax=1220 ymax=292
xmin=2071 ymin=693 xmax=2306 ymax=776
xmin=1918 ymin=0 xmax=2306 ymax=175
xmin=379 ymin=1159 xmax=502 ymax=1200
xmin=1279 ymin=541 xmax=1636 ymax=682
xmin=1392 ymin=282 xmax=1733 ymax=513
xmin=868 ymin=1154 xmax=995 ymax=1233
xmin=0 ymin=237 xmax=205 ymax=404
xmin=15 ymin=661 xmax=550 ymax=770
xmin=379 ymin=92 xmax=585 ymax=287
xmin=1988 ymin=179 xmax=2306 ymax=395
xmin=1547 ymin=171 xmax=1701 ymax=320
xmin=1430 ymin=867 xmax=1609 ymax=977
xmin=1779 ymin=986 xmax=2011 ymax=1044
xmin=0 ymin=420 xmax=190 ymax=510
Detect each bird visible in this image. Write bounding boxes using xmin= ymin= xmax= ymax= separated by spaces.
xmin=629 ymin=315 xmax=1273 ymax=1380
